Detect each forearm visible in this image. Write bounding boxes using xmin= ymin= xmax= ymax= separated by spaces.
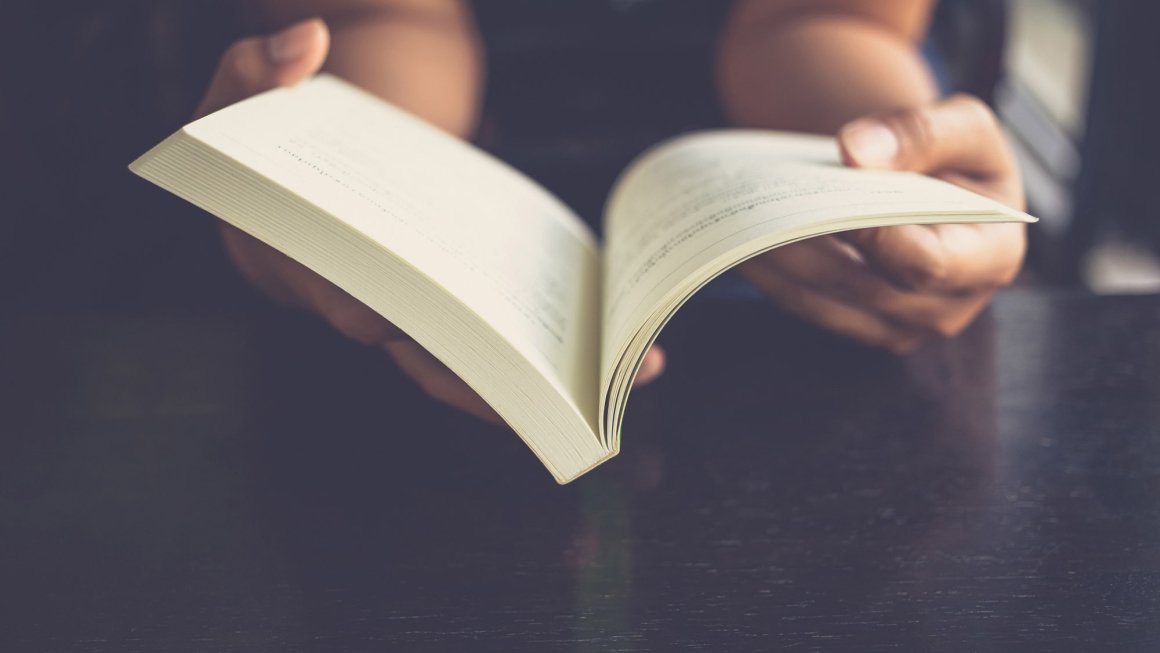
xmin=254 ymin=0 xmax=483 ymax=138
xmin=717 ymin=0 xmax=937 ymax=134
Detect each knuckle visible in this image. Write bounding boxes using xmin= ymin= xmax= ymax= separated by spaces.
xmin=326 ymin=304 xmax=390 ymax=346
xmin=418 ymin=374 xmax=460 ymax=407
xmin=998 ymin=236 xmax=1028 ymax=287
xmin=890 ymin=106 xmax=938 ymax=160
xmin=416 ymin=374 xmax=445 ymax=401
xmin=978 ymin=231 xmax=1027 ymax=290
xmin=898 ymin=251 xmax=948 ymax=291
xmin=885 ymin=335 xmax=923 ymax=355
xmin=949 ymin=93 xmax=999 ymax=130
xmin=994 ymin=263 xmax=1021 ymax=288
xmin=861 ymin=280 xmax=899 ymax=310
xmin=927 ymin=307 xmax=982 ymax=339
xmin=930 ymin=316 xmax=965 ymax=339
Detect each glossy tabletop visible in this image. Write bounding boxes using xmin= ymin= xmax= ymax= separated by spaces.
xmin=2 ymin=290 xmax=1159 ymax=651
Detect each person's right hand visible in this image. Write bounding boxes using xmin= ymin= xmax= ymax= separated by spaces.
xmin=738 ymin=95 xmax=1026 ymax=354
xmin=194 ymin=19 xmax=665 ymax=422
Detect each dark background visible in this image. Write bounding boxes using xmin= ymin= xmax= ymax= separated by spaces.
xmin=11 ymin=1 xmax=1154 ymax=313
xmin=3 ymin=4 xmax=1160 ymax=649
xmin=2 ymin=0 xmax=733 ymax=313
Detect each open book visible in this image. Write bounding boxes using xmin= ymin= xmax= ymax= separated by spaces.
xmin=131 ymin=75 xmax=1032 ymax=483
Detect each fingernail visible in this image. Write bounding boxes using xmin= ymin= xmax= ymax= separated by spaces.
xmin=842 ymin=121 xmax=899 ymax=168
xmin=266 ymin=20 xmax=318 ymax=64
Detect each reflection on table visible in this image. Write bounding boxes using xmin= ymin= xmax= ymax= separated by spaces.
xmin=2 ymin=291 xmax=1159 ymax=650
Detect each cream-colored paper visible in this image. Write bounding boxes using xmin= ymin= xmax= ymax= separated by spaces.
xmin=189 ymin=76 xmax=603 ymax=418
xmin=132 ymin=76 xmax=606 ymax=483
xmin=131 ymin=76 xmax=1034 ymax=483
xmin=598 ymin=132 xmax=1030 ymax=444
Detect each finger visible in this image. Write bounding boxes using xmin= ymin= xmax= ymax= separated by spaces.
xmin=382 ymin=339 xmax=503 ymax=424
xmin=838 ymin=94 xmax=1017 ymax=183
xmin=226 ymin=226 xmax=497 ymax=423
xmin=839 ymin=222 xmax=1026 ymax=293
xmin=221 ymin=224 xmax=406 ymax=346
xmin=740 ymin=260 xmax=926 ymax=354
xmin=757 ymin=236 xmax=995 ymax=336
xmin=312 ymin=285 xmax=408 ymax=347
xmin=633 ymin=345 xmax=666 ymax=387
xmin=195 ymin=18 xmax=329 ymax=119
xmin=219 ymin=224 xmax=302 ymax=305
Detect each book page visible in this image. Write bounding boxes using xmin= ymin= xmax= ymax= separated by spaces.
xmin=185 ymin=76 xmax=603 ymax=423
xmin=601 ymin=130 xmax=1030 ymax=387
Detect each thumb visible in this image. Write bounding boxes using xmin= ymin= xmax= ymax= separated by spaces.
xmin=836 ymin=94 xmax=1012 ymax=179
xmin=195 ymin=18 xmax=329 ymax=119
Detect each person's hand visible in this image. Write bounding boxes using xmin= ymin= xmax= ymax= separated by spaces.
xmin=194 ymin=19 xmax=499 ymax=420
xmin=739 ymin=94 xmax=1027 ymax=353
xmin=195 ymin=19 xmax=664 ymax=421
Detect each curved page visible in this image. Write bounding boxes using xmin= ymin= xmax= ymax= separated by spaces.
xmin=600 ymin=131 xmax=1034 ymax=445
xmin=132 ymin=76 xmax=606 ymax=482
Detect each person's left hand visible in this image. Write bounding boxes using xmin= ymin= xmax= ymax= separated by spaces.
xmin=739 ymin=94 xmax=1027 ymax=353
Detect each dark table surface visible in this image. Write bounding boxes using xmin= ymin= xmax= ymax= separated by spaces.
xmin=3 ymin=290 xmax=1160 ymax=651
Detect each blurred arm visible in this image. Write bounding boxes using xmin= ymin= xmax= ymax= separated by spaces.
xmin=254 ymin=0 xmax=483 ymax=137
xmin=718 ymin=0 xmax=937 ymax=133
xmin=718 ymin=1 xmax=1027 ymax=354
